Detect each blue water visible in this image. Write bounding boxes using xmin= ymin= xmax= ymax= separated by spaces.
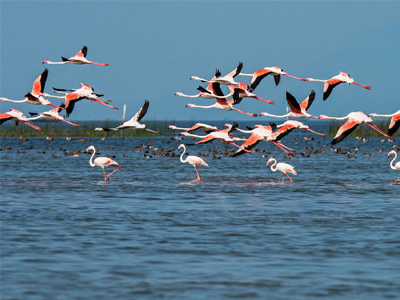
xmin=1 ymin=126 xmax=400 ymax=299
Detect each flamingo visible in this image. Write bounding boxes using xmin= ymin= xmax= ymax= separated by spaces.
xmin=388 ymin=150 xmax=400 ymax=183
xmin=319 ymin=111 xmax=392 ymax=145
xmin=180 ymin=123 xmax=251 ymax=152
xmin=369 ymin=110 xmax=400 ymax=137
xmin=94 ymin=100 xmax=161 ymax=134
xmin=0 ymin=68 xmax=64 ymax=109
xmin=273 ymin=120 xmax=326 ymax=141
xmin=190 ymin=62 xmax=243 ymax=85
xmin=186 ymin=97 xmax=258 ymax=117
xmin=225 ymin=82 xmax=275 ymax=104
xmin=28 ymin=105 xmax=81 ymax=127
xmin=0 ymin=108 xmax=42 ymax=131
xmin=233 ymin=123 xmax=294 ymax=156
xmin=43 ymin=45 xmax=108 ymax=66
xmin=306 ymin=72 xmax=371 ymax=100
xmin=239 ymin=66 xmax=306 ymax=92
xmin=260 ymin=90 xmax=318 ymax=119
xmin=42 ymin=83 xmax=117 ymax=117
xmin=169 ymin=123 xmax=218 ymax=134
xmin=178 ymin=144 xmax=209 ymax=182
xmin=86 ymin=146 xmax=121 ymax=181
xmin=266 ymin=158 xmax=297 ymax=182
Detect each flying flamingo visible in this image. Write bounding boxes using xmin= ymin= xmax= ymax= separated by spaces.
xmin=94 ymin=100 xmax=161 ymax=134
xmin=369 ymin=110 xmax=400 ymax=137
xmin=233 ymin=123 xmax=294 ymax=156
xmin=273 ymin=120 xmax=326 ymax=141
xmin=319 ymin=111 xmax=392 ymax=145
xmin=0 ymin=68 xmax=64 ymax=109
xmin=169 ymin=123 xmax=218 ymax=134
xmin=190 ymin=62 xmax=243 ymax=85
xmin=388 ymin=150 xmax=400 ymax=183
xmin=28 ymin=105 xmax=81 ymax=127
xmin=41 ymin=83 xmax=117 ymax=117
xmin=239 ymin=66 xmax=306 ymax=92
xmin=0 ymin=108 xmax=42 ymax=131
xmin=180 ymin=123 xmax=251 ymax=152
xmin=225 ymin=82 xmax=275 ymax=104
xmin=43 ymin=45 xmax=109 ymax=66
xmin=86 ymin=146 xmax=121 ymax=181
xmin=186 ymin=97 xmax=258 ymax=117
xmin=178 ymin=144 xmax=209 ymax=182
xmin=306 ymin=72 xmax=371 ymax=100
xmin=266 ymin=158 xmax=297 ymax=182
xmin=260 ymin=90 xmax=318 ymax=119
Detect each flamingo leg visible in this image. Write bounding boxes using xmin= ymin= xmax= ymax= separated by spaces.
xmin=305 ymin=128 xmax=326 ymax=136
xmin=47 ymin=103 xmax=66 ymax=110
xmin=192 ymin=166 xmax=201 ymax=182
xmin=270 ymin=141 xmax=290 ymax=154
xmin=60 ymin=119 xmax=81 ymax=127
xmin=89 ymin=99 xmax=118 ymax=109
xmin=285 ymin=173 xmax=293 ymax=182
xmin=282 ymin=174 xmax=285 ymax=182
xmin=352 ymin=82 xmax=371 ymax=90
xmin=89 ymin=62 xmax=109 ymax=66
xmin=284 ymin=74 xmax=306 ymax=81
xmin=102 ymin=167 xmax=108 ymax=181
xmin=21 ymin=121 xmax=42 ymax=131
xmin=365 ymin=123 xmax=392 ymax=139
xmin=250 ymin=96 xmax=275 ymax=104
xmin=106 ymin=166 xmax=121 ymax=181
xmin=229 ymin=142 xmax=252 ymax=154
xmin=233 ymin=108 xmax=258 ymax=117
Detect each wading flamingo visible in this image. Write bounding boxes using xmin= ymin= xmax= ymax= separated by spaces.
xmin=267 ymin=158 xmax=297 ymax=182
xmin=28 ymin=105 xmax=81 ymax=127
xmin=260 ymin=91 xmax=317 ymax=119
xmin=86 ymin=146 xmax=121 ymax=181
xmin=43 ymin=45 xmax=108 ymax=66
xmin=95 ymin=100 xmax=161 ymax=134
xmin=178 ymin=144 xmax=208 ymax=182
xmin=190 ymin=62 xmax=243 ymax=85
xmin=239 ymin=66 xmax=306 ymax=92
xmin=306 ymin=72 xmax=371 ymax=100
xmin=319 ymin=111 xmax=392 ymax=145
xmin=388 ymin=150 xmax=400 ymax=183
xmin=0 ymin=108 xmax=42 ymax=131
xmin=369 ymin=110 xmax=400 ymax=137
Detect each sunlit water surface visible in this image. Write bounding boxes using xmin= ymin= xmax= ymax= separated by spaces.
xmin=1 ymin=130 xmax=400 ymax=299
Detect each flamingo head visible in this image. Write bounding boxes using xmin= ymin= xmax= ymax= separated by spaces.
xmin=42 ymin=60 xmax=49 ymax=64
xmin=175 ymin=92 xmax=183 ymax=96
xmin=86 ymin=146 xmax=95 ymax=153
xmin=260 ymin=112 xmax=271 ymax=117
xmin=186 ymin=104 xmax=194 ymax=108
xmin=368 ymin=113 xmax=377 ymax=117
xmin=388 ymin=150 xmax=396 ymax=157
xmin=318 ymin=115 xmax=330 ymax=120
xmin=178 ymin=144 xmax=185 ymax=150
xmin=305 ymin=78 xmax=314 ymax=81
xmin=94 ymin=128 xmax=104 ymax=131
xmin=168 ymin=125 xmax=176 ymax=129
xmin=266 ymin=158 xmax=274 ymax=167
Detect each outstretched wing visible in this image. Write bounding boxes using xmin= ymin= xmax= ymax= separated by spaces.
xmin=32 ymin=68 xmax=48 ymax=95
xmin=76 ymin=45 xmax=88 ymax=57
xmin=286 ymin=92 xmax=302 ymax=114
xmin=300 ymin=90 xmax=316 ymax=112
xmin=129 ymin=99 xmax=149 ymax=123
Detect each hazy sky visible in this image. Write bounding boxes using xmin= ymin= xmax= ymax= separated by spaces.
xmin=1 ymin=1 xmax=399 ymax=123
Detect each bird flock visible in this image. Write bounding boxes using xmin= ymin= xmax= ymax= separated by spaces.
xmin=1 ymin=46 xmax=399 ymax=183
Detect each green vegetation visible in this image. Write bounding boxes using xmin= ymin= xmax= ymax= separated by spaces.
xmin=0 ymin=120 xmax=177 ymax=137
xmin=327 ymin=119 xmax=399 ymax=138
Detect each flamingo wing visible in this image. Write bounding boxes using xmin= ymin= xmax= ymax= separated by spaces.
xmin=331 ymin=118 xmax=360 ymax=145
xmin=128 ymin=99 xmax=149 ymax=123
xmin=64 ymin=93 xmax=84 ymax=117
xmin=0 ymin=113 xmax=13 ymax=125
xmin=195 ymin=134 xmax=216 ymax=144
xmin=233 ymin=133 xmax=263 ymax=157
xmin=300 ymin=90 xmax=316 ymax=112
xmin=225 ymin=61 xmax=243 ymax=78
xmin=388 ymin=114 xmax=400 ymax=136
xmin=249 ymin=69 xmax=272 ymax=91
xmin=273 ymin=75 xmax=281 ymax=86
xmin=32 ymin=68 xmax=48 ymax=95
xmin=323 ymin=79 xmax=342 ymax=100
xmin=76 ymin=45 xmax=88 ymax=57
xmin=187 ymin=155 xmax=208 ymax=167
xmin=277 ymin=162 xmax=297 ymax=175
xmin=286 ymin=92 xmax=302 ymax=114
xmin=273 ymin=125 xmax=295 ymax=141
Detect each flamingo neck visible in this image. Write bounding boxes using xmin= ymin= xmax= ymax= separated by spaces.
xmin=188 ymin=104 xmax=216 ymax=109
xmin=180 ymin=146 xmax=187 ymax=164
xmin=89 ymin=149 xmax=96 ymax=167
xmin=390 ymin=152 xmax=398 ymax=170
xmin=1 ymin=98 xmax=27 ymax=103
xmin=269 ymin=159 xmax=278 ymax=172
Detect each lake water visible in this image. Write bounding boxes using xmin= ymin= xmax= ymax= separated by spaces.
xmin=1 ymin=123 xmax=400 ymax=300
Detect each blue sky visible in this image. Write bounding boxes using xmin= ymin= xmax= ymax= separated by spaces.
xmin=1 ymin=1 xmax=399 ymax=122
